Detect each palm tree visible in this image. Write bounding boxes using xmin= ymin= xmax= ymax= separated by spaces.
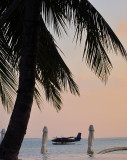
xmin=0 ymin=0 xmax=126 ymax=159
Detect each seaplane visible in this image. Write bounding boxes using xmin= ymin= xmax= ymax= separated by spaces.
xmin=52 ymin=132 xmax=81 ymax=145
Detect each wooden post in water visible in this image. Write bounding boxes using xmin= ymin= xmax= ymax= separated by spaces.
xmin=41 ymin=126 xmax=48 ymax=154
xmin=87 ymin=125 xmax=94 ymax=155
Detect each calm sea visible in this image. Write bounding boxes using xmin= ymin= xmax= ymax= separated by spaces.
xmin=19 ymin=138 xmax=127 ymax=160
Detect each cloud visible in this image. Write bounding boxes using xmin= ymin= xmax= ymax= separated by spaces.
xmin=116 ymin=21 xmax=127 ymax=37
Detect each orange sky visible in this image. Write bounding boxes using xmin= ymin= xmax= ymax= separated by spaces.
xmin=0 ymin=0 xmax=127 ymax=139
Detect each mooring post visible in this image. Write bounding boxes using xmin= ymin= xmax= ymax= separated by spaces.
xmin=41 ymin=126 xmax=48 ymax=154
xmin=87 ymin=125 xmax=94 ymax=155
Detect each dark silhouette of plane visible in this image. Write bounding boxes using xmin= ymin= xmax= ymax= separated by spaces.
xmin=52 ymin=132 xmax=81 ymax=145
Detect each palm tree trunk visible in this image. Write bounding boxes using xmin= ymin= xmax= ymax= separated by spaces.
xmin=0 ymin=0 xmax=42 ymax=159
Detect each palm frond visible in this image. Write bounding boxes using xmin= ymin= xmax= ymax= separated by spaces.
xmin=42 ymin=0 xmax=69 ymax=37
xmin=37 ymin=76 xmax=62 ymax=111
xmin=72 ymin=0 xmax=127 ymax=81
xmin=42 ymin=0 xmax=127 ymax=82
xmin=1 ymin=0 xmax=127 ymax=112
xmin=36 ymin=19 xmax=79 ymax=110
xmin=34 ymin=81 xmax=43 ymax=110
xmin=0 ymin=0 xmax=45 ymax=110
xmin=0 ymin=0 xmax=21 ymax=28
xmin=0 ymin=1 xmax=79 ymax=110
xmin=0 ymin=31 xmax=17 ymax=112
xmin=0 ymin=0 xmax=22 ymax=111
xmin=0 ymin=0 xmax=23 ymax=70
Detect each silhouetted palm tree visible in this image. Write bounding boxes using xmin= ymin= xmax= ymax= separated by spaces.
xmin=0 ymin=0 xmax=126 ymax=159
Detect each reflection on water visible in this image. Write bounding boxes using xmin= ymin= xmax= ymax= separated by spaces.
xmin=42 ymin=154 xmax=48 ymax=160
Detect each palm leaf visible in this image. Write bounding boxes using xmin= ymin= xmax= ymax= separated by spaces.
xmin=0 ymin=0 xmax=23 ymax=70
xmin=0 ymin=1 xmax=79 ymax=111
xmin=72 ymin=0 xmax=127 ymax=81
xmin=42 ymin=0 xmax=68 ymax=37
xmin=36 ymin=19 xmax=79 ymax=110
xmin=0 ymin=31 xmax=17 ymax=112
xmin=0 ymin=0 xmax=21 ymax=28
xmin=1 ymin=0 xmax=127 ymax=111
xmin=34 ymin=82 xmax=43 ymax=110
xmin=42 ymin=0 xmax=127 ymax=82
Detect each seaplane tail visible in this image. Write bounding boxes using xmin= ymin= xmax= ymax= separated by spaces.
xmin=74 ymin=132 xmax=81 ymax=141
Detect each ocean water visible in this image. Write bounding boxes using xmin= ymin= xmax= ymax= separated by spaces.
xmin=19 ymin=138 xmax=127 ymax=160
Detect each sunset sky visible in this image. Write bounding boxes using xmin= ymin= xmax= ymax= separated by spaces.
xmin=0 ymin=0 xmax=127 ymax=139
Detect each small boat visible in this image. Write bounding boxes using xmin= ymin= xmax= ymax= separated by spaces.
xmin=52 ymin=132 xmax=81 ymax=145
